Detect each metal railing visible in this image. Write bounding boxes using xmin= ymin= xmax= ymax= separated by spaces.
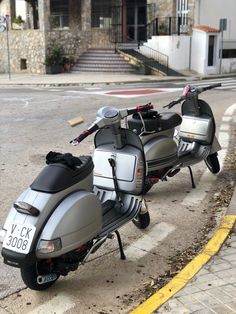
xmin=137 ymin=44 xmax=169 ymax=75
xmin=147 ymin=16 xmax=192 ymax=38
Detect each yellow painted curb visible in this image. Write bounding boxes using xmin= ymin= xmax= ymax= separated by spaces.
xmin=130 ymin=215 xmax=236 ymax=314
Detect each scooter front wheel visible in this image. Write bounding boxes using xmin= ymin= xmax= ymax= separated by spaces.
xmin=205 ymin=152 xmax=220 ymax=174
xmin=132 ymin=212 xmax=150 ymax=229
xmin=21 ymin=261 xmax=60 ymax=291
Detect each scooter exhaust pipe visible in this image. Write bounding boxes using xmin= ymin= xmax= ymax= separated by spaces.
xmin=37 ymin=273 xmax=58 ymax=285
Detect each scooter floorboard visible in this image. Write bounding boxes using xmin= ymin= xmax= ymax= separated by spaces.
xmin=99 ymin=199 xmax=139 ymax=237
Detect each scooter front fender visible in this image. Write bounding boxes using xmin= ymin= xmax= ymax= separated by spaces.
xmin=36 ymin=191 xmax=102 ymax=258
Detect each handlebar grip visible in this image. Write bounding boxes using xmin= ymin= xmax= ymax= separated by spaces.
xmin=210 ymin=83 xmax=222 ymax=88
xmin=163 ymin=100 xmax=178 ymax=109
xmin=136 ymin=103 xmax=154 ymax=112
xmin=70 ymin=124 xmax=98 ymax=145
xmin=70 ymin=130 xmax=90 ymax=145
xmin=127 ymin=103 xmax=154 ymax=115
xmin=202 ymin=83 xmax=221 ymax=92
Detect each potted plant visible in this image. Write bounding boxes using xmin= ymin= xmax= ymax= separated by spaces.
xmin=62 ymin=56 xmax=75 ymax=72
xmin=12 ymin=15 xmax=25 ymax=30
xmin=45 ymin=44 xmax=64 ymax=74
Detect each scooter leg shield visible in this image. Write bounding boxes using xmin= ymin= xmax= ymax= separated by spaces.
xmin=36 ymin=191 xmax=102 ymax=259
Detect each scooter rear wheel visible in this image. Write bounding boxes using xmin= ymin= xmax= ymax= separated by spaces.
xmin=21 ymin=261 xmax=60 ymax=291
xmin=205 ymin=152 xmax=220 ymax=174
xmin=132 ymin=212 xmax=150 ymax=229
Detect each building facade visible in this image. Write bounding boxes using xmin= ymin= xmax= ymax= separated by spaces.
xmin=0 ymin=0 xmax=235 ymax=74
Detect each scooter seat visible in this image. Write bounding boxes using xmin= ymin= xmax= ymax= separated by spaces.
xmin=31 ymin=155 xmax=94 ymax=193
xmin=128 ymin=110 xmax=182 ymax=135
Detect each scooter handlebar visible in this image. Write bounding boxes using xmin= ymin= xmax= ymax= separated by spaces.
xmin=70 ymin=123 xmax=98 ymax=145
xmin=70 ymin=103 xmax=154 ymax=145
xmin=199 ymin=83 xmax=222 ymax=92
xmin=163 ymin=98 xmax=182 ymax=109
xmin=163 ymin=83 xmax=221 ymax=109
xmin=127 ymin=103 xmax=154 ymax=115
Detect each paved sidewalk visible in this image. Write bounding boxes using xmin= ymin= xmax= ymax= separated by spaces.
xmin=157 ymin=233 xmax=236 ymax=314
xmin=0 ymin=71 xmax=235 ymax=87
xmin=0 ymin=72 xmax=187 ymax=86
xmin=132 ymin=190 xmax=236 ymax=314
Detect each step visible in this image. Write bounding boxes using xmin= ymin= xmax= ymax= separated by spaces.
xmin=72 ymin=67 xmax=135 ymax=72
xmin=74 ymin=48 xmax=137 ymax=73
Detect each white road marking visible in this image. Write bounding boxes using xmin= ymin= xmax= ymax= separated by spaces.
xmin=64 ymin=88 xmax=182 ymax=99
xmin=181 ymin=102 xmax=236 ymax=206
xmin=85 ymin=87 xmax=102 ymax=90
xmin=220 ymin=124 xmax=230 ymax=131
xmin=175 ymin=78 xmax=235 ymax=85
xmin=124 ymin=222 xmax=176 ymax=261
xmin=63 ymin=95 xmax=83 ymax=99
xmin=28 ymin=293 xmax=75 ymax=314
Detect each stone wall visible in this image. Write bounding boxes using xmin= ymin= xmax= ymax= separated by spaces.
xmin=91 ymin=28 xmax=114 ymax=48
xmin=0 ymin=30 xmax=45 ymax=73
xmin=45 ymin=29 xmax=91 ymax=63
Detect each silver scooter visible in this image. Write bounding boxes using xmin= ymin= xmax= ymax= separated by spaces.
xmin=0 ymin=104 xmax=153 ymax=291
xmin=127 ymin=83 xmax=222 ymax=193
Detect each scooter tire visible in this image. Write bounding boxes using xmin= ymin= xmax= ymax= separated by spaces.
xmin=205 ymin=152 xmax=220 ymax=174
xmin=21 ymin=262 xmax=59 ymax=291
xmin=132 ymin=212 xmax=150 ymax=229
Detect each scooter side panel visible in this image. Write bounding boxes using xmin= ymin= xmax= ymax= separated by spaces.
xmin=144 ymin=135 xmax=178 ymax=170
xmin=93 ymin=145 xmax=144 ymax=194
xmin=179 ymin=115 xmax=214 ymax=144
xmin=2 ymin=176 xmax=94 ymax=254
xmin=36 ymin=191 xmax=102 ymax=258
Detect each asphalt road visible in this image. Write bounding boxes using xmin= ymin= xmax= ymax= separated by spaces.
xmin=0 ymin=78 xmax=236 ymax=313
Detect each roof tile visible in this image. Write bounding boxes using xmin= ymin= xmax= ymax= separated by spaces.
xmin=193 ymin=25 xmax=220 ymax=33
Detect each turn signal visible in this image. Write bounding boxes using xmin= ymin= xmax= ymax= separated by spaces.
xmin=37 ymin=239 xmax=62 ymax=254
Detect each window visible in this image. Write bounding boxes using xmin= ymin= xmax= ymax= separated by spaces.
xmin=222 ymin=49 xmax=236 ymax=59
xmin=91 ymin=0 xmax=112 ymax=28
xmin=208 ymin=35 xmax=215 ymax=66
xmin=50 ymin=0 xmax=69 ymax=29
xmin=177 ymin=0 xmax=189 ymax=33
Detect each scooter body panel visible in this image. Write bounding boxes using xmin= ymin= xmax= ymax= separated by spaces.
xmin=94 ymin=128 xmax=145 ymax=195
xmin=93 ymin=144 xmax=145 ymax=195
xmin=2 ymin=164 xmax=96 ymax=264
xmin=143 ymin=135 xmax=178 ymax=171
xmin=36 ymin=190 xmax=102 ymax=258
xmin=210 ymin=136 xmax=221 ymax=154
xmin=179 ymin=115 xmax=214 ymax=144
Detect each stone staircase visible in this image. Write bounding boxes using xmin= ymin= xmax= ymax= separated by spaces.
xmin=72 ymin=48 xmax=136 ymax=73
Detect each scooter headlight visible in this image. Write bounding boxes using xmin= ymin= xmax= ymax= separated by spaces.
xmin=0 ymin=229 xmax=6 ymax=244
xmin=37 ymin=238 xmax=62 ymax=254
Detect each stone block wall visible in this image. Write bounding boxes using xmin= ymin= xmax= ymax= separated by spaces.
xmin=0 ymin=30 xmax=45 ymax=73
xmin=46 ymin=29 xmax=91 ymax=63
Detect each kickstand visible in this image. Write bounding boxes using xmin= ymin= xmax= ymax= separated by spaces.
xmin=115 ymin=230 xmax=126 ymax=260
xmin=188 ymin=166 xmax=196 ymax=188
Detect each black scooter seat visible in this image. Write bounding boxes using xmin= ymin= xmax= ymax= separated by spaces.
xmin=128 ymin=110 xmax=182 ymax=135
xmin=31 ymin=156 xmax=94 ymax=193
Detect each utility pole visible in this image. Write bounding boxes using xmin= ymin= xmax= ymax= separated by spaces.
xmin=219 ymin=18 xmax=227 ymax=74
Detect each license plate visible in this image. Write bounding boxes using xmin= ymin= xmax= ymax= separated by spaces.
xmin=3 ymin=222 xmax=36 ymax=254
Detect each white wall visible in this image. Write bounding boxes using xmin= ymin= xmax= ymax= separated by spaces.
xmin=191 ymin=29 xmax=221 ymax=75
xmin=142 ymin=35 xmax=191 ymax=71
xmin=195 ymin=0 xmax=236 ymax=44
xmin=222 ymin=59 xmax=236 ymax=74
xmin=191 ymin=30 xmax=206 ymax=74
